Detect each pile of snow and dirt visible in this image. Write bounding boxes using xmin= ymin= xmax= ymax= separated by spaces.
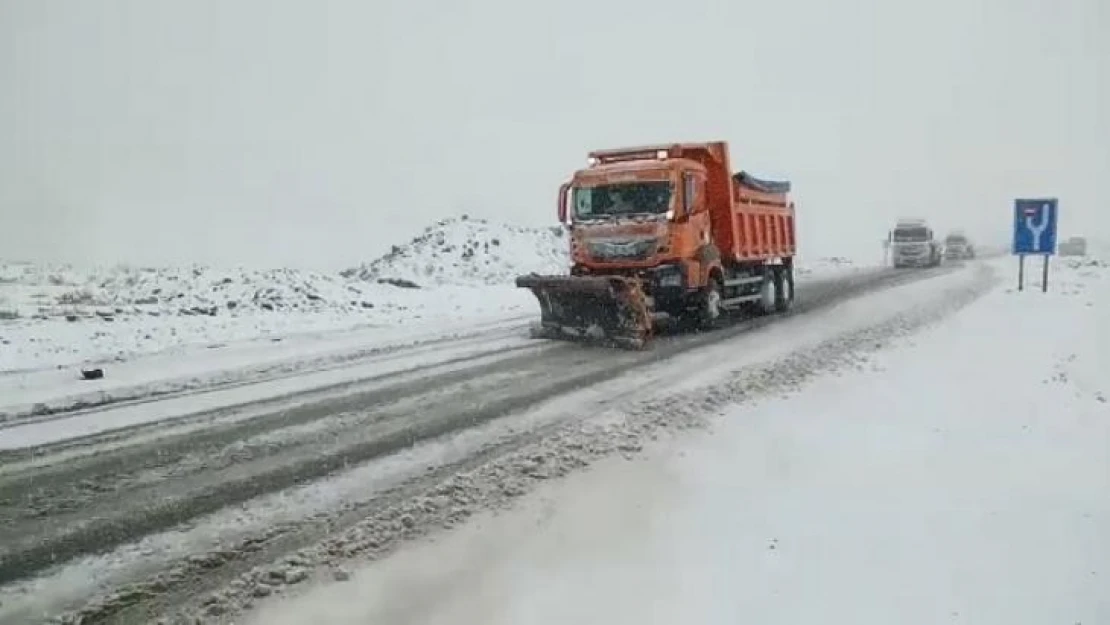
xmin=0 ymin=273 xmax=533 ymax=374
xmin=0 ymin=218 xmax=562 ymax=373
xmin=223 ymin=256 xmax=1107 ymax=625
xmin=0 ymin=218 xmax=568 ymax=325
xmin=0 ymin=261 xmax=395 ymax=322
xmin=341 ymin=216 xmax=569 ymax=287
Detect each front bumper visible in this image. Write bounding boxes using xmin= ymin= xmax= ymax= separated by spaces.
xmin=644 ymin=263 xmax=688 ymax=306
xmin=571 ymin=262 xmax=690 ymax=307
xmin=894 ymin=254 xmax=931 ymax=266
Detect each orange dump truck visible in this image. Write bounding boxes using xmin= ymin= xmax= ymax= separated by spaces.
xmin=516 ymin=140 xmax=797 ymax=348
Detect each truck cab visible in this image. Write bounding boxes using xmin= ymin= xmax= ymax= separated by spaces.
xmin=889 ymin=219 xmax=942 ymax=268
xmin=558 ymin=148 xmax=707 ymax=316
xmin=561 ymin=146 xmax=702 ymax=281
xmin=944 ymin=231 xmax=975 ymax=260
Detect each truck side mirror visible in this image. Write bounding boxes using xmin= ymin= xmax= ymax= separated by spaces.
xmin=557 ymin=183 xmax=570 ymax=224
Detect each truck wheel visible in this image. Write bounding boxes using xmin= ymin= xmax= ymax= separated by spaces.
xmin=774 ymin=267 xmax=794 ymax=313
xmin=697 ymin=277 xmax=723 ymax=330
xmin=758 ymin=272 xmax=777 ymax=315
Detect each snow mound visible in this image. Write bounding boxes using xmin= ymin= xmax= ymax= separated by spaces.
xmin=341 ymin=216 xmax=569 ymax=287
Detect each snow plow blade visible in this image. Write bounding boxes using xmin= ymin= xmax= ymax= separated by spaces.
xmin=515 ymin=274 xmax=653 ymax=349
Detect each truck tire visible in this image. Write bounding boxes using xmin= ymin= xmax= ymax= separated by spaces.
xmin=758 ymin=272 xmax=777 ymax=315
xmin=697 ymin=277 xmax=724 ymax=330
xmin=774 ymin=266 xmax=793 ymax=313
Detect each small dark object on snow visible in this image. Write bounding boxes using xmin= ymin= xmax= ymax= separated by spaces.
xmin=377 ymin=277 xmax=420 ymax=289
xmin=80 ymin=368 xmax=104 ymax=380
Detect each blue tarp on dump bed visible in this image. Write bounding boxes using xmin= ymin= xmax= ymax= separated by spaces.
xmin=733 ymin=171 xmax=792 ymax=194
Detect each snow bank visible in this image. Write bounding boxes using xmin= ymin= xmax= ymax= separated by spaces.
xmin=0 ymin=262 xmax=383 ymax=320
xmin=0 ymin=281 xmax=534 ymax=374
xmin=0 ymin=218 xmax=560 ymax=373
xmin=237 ymin=257 xmax=1107 ymax=625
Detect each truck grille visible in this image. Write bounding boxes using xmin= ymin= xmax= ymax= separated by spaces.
xmin=586 ymin=237 xmax=658 ymax=262
xmin=894 ymin=243 xmax=926 ymax=256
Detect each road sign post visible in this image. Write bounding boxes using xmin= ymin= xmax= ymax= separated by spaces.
xmin=1042 ymin=251 xmax=1050 ymax=291
xmin=1011 ymin=198 xmax=1058 ymax=293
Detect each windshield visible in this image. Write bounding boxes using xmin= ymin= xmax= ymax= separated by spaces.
xmin=946 ymin=235 xmax=967 ymax=245
xmin=893 ymin=227 xmax=928 ymax=242
xmin=572 ymin=182 xmax=672 ymax=220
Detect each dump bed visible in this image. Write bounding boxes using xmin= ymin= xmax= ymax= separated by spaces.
xmin=648 ymin=142 xmax=796 ymax=263
xmin=705 ymin=144 xmax=795 ymax=263
xmin=721 ymin=170 xmax=796 ymax=262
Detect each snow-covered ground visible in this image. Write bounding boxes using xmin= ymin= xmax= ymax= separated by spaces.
xmin=0 ymin=217 xmax=565 ymax=374
xmin=0 ymin=216 xmax=875 ymax=421
xmin=236 ymin=254 xmax=1109 ymax=625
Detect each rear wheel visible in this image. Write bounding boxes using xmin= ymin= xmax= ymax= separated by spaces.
xmin=757 ymin=271 xmax=777 ymax=315
xmin=774 ymin=267 xmax=794 ymax=313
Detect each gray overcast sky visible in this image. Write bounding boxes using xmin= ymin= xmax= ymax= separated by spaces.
xmin=1 ymin=0 xmax=1105 ymax=269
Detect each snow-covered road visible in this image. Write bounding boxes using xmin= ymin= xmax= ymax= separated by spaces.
xmin=0 ymin=261 xmax=973 ymax=625
xmin=0 ymin=323 xmax=540 ymax=450
xmin=237 ymin=256 xmax=1109 ymax=625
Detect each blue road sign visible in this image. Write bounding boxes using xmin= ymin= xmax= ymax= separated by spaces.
xmin=1012 ymin=198 xmax=1058 ymax=255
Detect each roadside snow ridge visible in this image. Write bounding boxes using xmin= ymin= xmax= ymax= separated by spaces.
xmin=0 ymin=262 xmax=381 ymax=321
xmin=0 ymin=217 xmax=570 ymax=322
